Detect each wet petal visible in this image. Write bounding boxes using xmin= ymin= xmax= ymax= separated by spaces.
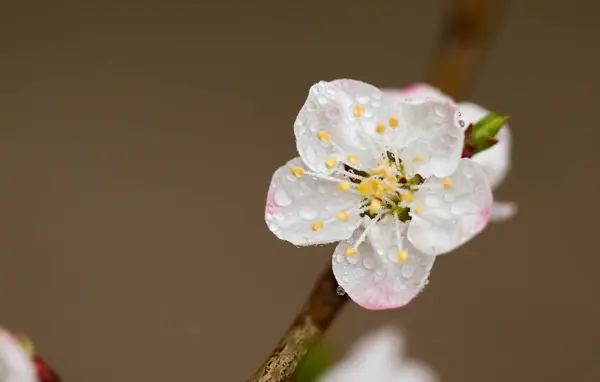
xmin=459 ymin=102 xmax=512 ymax=189
xmin=390 ymin=99 xmax=464 ymax=178
xmin=385 ymin=83 xmax=453 ymax=104
xmin=294 ymin=79 xmax=385 ymax=174
xmin=265 ymin=157 xmax=363 ymax=246
xmin=408 ymin=158 xmax=493 ymax=255
xmin=0 ymin=331 xmax=37 ymax=382
xmin=332 ymin=217 xmax=435 ymax=310
xmin=490 ymin=200 xmax=517 ymax=222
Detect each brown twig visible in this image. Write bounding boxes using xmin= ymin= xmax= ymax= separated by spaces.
xmin=248 ymin=266 xmax=347 ymax=382
xmin=428 ymin=0 xmax=502 ymax=99
xmin=249 ymin=1 xmax=504 ymax=381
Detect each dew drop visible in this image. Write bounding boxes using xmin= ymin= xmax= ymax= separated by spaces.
xmin=434 ymin=104 xmax=449 ymax=118
xmin=401 ymin=264 xmax=415 ymax=278
xmin=306 ymin=101 xmax=317 ymax=112
xmin=363 ymin=257 xmax=375 ymax=269
xmin=299 ymin=207 xmax=318 ymax=220
xmin=274 ymin=189 xmax=292 ymax=207
xmin=459 ymin=120 xmax=465 ymax=127
xmin=336 ymin=285 xmax=346 ymax=296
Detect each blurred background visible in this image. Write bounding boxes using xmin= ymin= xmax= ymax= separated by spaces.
xmin=1 ymin=1 xmax=599 ymax=381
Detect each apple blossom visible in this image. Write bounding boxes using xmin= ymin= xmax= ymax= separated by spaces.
xmin=265 ymin=79 xmax=503 ymax=310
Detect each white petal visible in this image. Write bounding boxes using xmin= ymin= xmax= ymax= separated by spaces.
xmin=459 ymin=102 xmax=512 ymax=189
xmin=265 ymin=157 xmax=363 ymax=246
xmin=0 ymin=331 xmax=37 ymax=382
xmin=408 ymin=159 xmax=493 ymax=255
xmin=294 ymin=79 xmax=384 ymax=174
xmin=391 ymin=99 xmax=464 ymax=178
xmin=332 ymin=217 xmax=435 ymax=310
xmin=490 ymin=200 xmax=517 ymax=222
xmin=319 ymin=327 xmax=437 ymax=382
xmin=384 ymin=83 xmax=454 ymax=104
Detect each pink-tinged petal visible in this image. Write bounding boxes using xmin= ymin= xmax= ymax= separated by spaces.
xmin=0 ymin=331 xmax=37 ymax=382
xmin=408 ymin=159 xmax=493 ymax=255
xmin=332 ymin=218 xmax=435 ymax=310
xmin=459 ymin=102 xmax=512 ymax=189
xmin=294 ymin=79 xmax=384 ymax=174
xmin=384 ymin=83 xmax=453 ymax=104
xmin=265 ymin=157 xmax=363 ymax=246
xmin=390 ymin=99 xmax=464 ymax=178
xmin=490 ymin=200 xmax=517 ymax=222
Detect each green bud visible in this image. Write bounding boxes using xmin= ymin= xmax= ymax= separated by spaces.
xmin=463 ymin=113 xmax=509 ymax=157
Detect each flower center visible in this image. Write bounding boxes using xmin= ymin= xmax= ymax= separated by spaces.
xmin=350 ymin=154 xmax=424 ymax=222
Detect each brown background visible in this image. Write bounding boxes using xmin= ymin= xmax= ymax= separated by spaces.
xmin=1 ymin=1 xmax=599 ymax=381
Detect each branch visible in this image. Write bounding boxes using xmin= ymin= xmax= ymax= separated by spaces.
xmin=428 ymin=0 xmax=503 ymax=99
xmin=248 ymin=266 xmax=348 ymax=382
xmin=248 ymin=1 xmax=505 ymax=381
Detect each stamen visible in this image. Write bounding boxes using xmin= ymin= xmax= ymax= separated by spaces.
xmin=337 ymin=181 xmax=351 ymax=191
xmin=353 ymin=105 xmax=365 ymax=117
xmin=351 ymin=213 xmax=383 ymax=251
xmin=412 ymin=155 xmax=424 ymax=162
xmin=376 ymin=121 xmax=385 ymax=134
xmin=344 ymin=247 xmax=358 ymax=257
xmin=443 ymin=177 xmax=453 ymax=189
xmin=389 ymin=116 xmax=399 ymax=128
xmin=311 ymin=220 xmax=324 ymax=231
xmin=317 ymin=130 xmax=331 ymax=142
xmin=369 ymin=199 xmax=382 ymax=213
xmin=325 ymin=158 xmax=337 ymax=169
xmin=291 ymin=166 xmax=305 ymax=177
xmin=336 ymin=210 xmax=349 ymax=221
xmin=339 ymin=169 xmax=365 ymax=181
xmin=413 ymin=205 xmax=425 ymax=214
xmin=396 ymin=250 xmax=408 ymax=263
xmin=401 ymin=192 xmax=413 ymax=203
xmin=347 ymin=154 xmax=359 ymax=165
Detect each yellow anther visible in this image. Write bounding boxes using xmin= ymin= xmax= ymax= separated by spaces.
xmin=443 ymin=177 xmax=454 ymax=189
xmin=337 ymin=181 xmax=351 ymax=191
xmin=291 ymin=166 xmax=305 ymax=177
xmin=311 ymin=220 xmax=324 ymax=231
xmin=376 ymin=121 xmax=385 ymax=134
xmin=347 ymin=154 xmax=359 ymax=164
xmin=325 ymin=158 xmax=337 ymax=169
xmin=317 ymin=130 xmax=331 ymax=142
xmin=369 ymin=199 xmax=382 ymax=213
xmin=353 ymin=105 xmax=365 ymax=117
xmin=414 ymin=205 xmax=425 ymax=214
xmin=371 ymin=167 xmax=387 ymax=177
xmin=389 ymin=116 xmax=399 ymax=128
xmin=412 ymin=155 xmax=424 ymax=162
xmin=357 ymin=178 xmax=385 ymax=198
xmin=336 ymin=210 xmax=349 ymax=221
xmin=345 ymin=247 xmax=358 ymax=257
xmin=396 ymin=250 xmax=408 ymax=263
xmin=401 ymin=192 xmax=413 ymax=203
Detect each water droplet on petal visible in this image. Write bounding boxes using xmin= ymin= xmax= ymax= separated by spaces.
xmin=336 ymin=285 xmax=346 ymax=295
xmin=434 ymin=104 xmax=449 ymax=118
xmin=299 ymin=207 xmax=318 ymax=220
xmin=274 ymin=189 xmax=292 ymax=207
xmin=363 ymin=257 xmax=375 ymax=269
xmin=401 ymin=264 xmax=415 ymax=278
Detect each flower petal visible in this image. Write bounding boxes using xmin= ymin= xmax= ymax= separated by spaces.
xmin=332 ymin=217 xmax=435 ymax=310
xmin=391 ymin=99 xmax=464 ymax=178
xmin=407 ymin=158 xmax=493 ymax=255
xmin=294 ymin=79 xmax=384 ymax=174
xmin=0 ymin=331 xmax=37 ymax=382
xmin=459 ymin=102 xmax=512 ymax=189
xmin=318 ymin=327 xmax=405 ymax=382
xmin=385 ymin=83 xmax=453 ymax=104
xmin=265 ymin=157 xmax=363 ymax=246
xmin=490 ymin=200 xmax=517 ymax=222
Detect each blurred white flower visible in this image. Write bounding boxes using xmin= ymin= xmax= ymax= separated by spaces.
xmin=386 ymin=83 xmax=516 ymax=221
xmin=0 ymin=330 xmax=36 ymax=382
xmin=318 ymin=327 xmax=436 ymax=382
xmin=265 ymin=79 xmax=497 ymax=310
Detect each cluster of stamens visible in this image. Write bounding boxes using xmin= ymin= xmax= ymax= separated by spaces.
xmin=291 ymin=105 xmax=455 ymax=263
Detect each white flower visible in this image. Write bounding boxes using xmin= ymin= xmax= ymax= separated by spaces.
xmin=265 ymin=79 xmax=494 ymax=310
xmin=386 ymin=83 xmax=516 ymax=221
xmin=0 ymin=330 xmax=36 ymax=382
xmin=318 ymin=327 xmax=436 ymax=382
